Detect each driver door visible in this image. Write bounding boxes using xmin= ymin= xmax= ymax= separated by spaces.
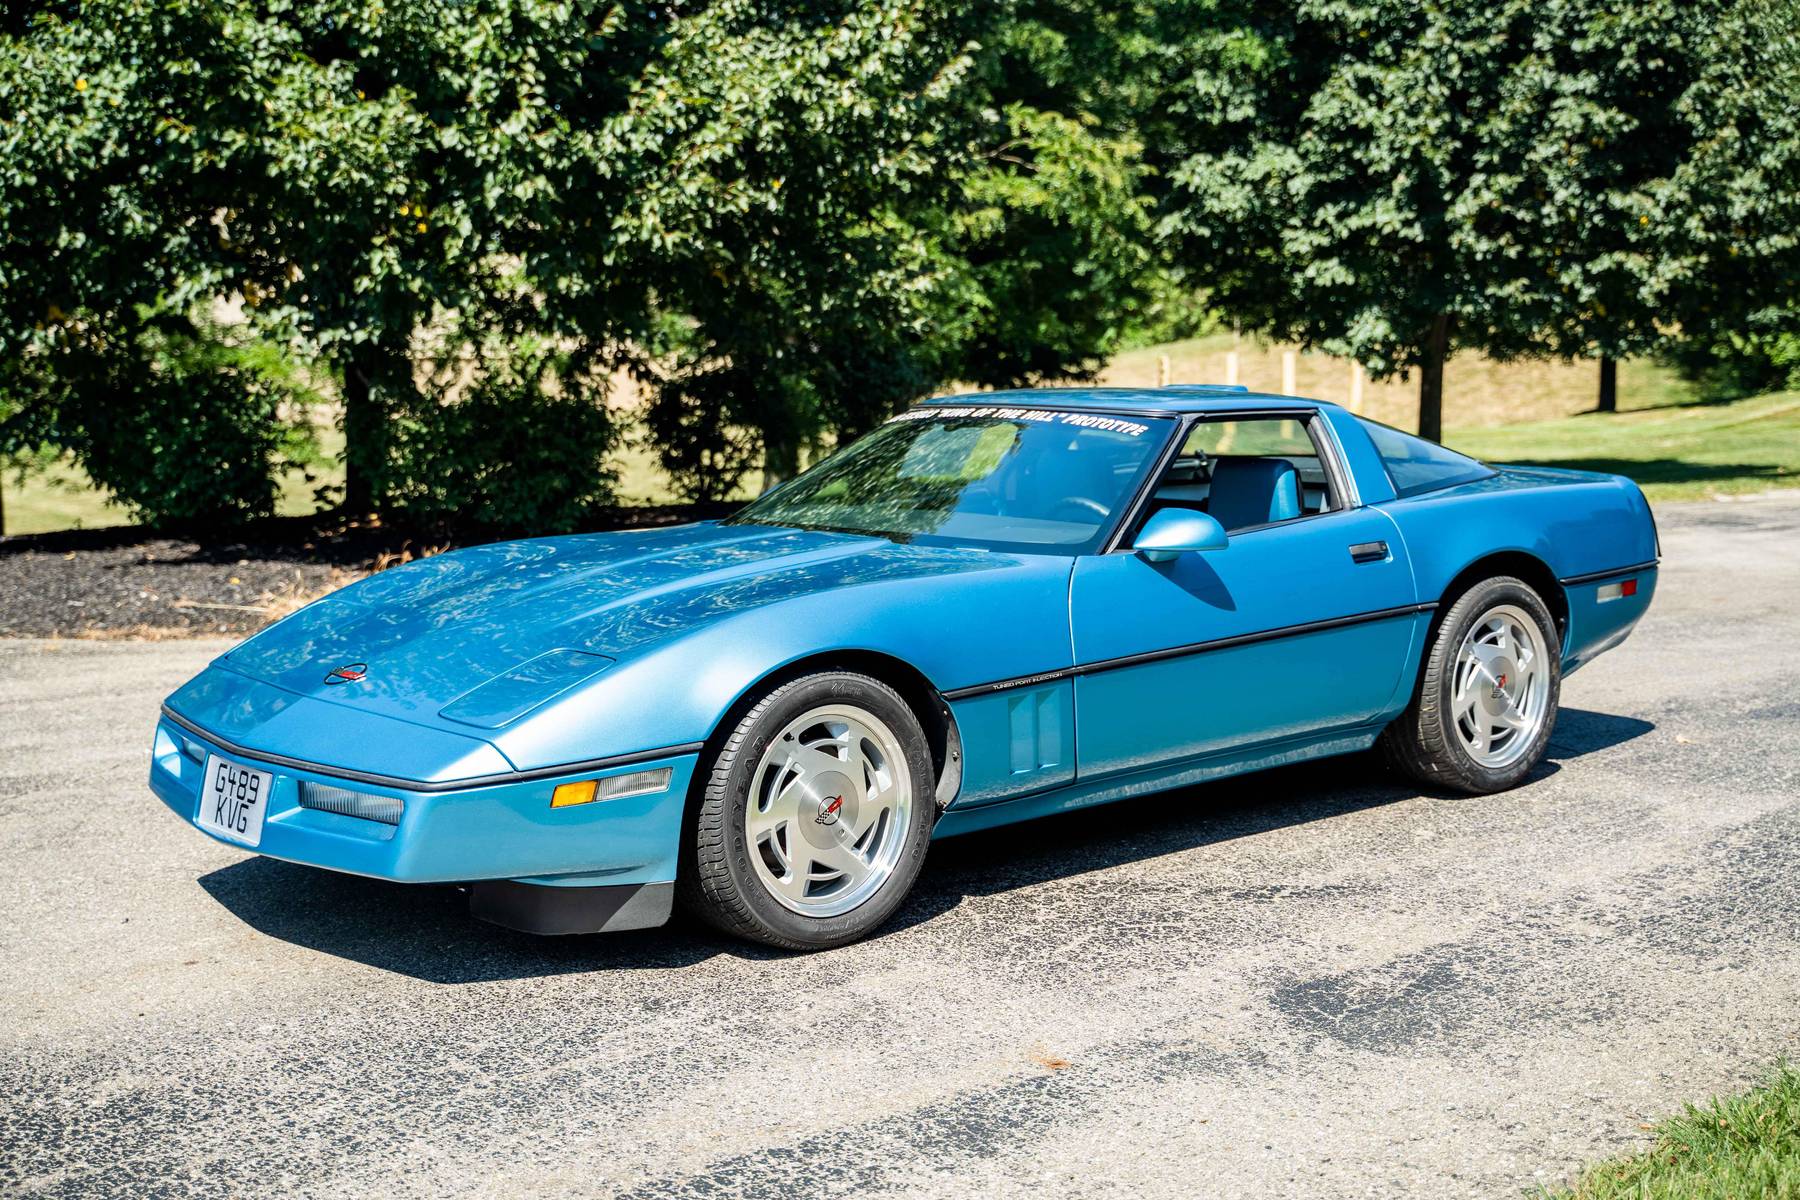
xmin=1068 ymin=414 xmax=1421 ymax=779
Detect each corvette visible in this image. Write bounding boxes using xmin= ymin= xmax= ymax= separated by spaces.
xmin=151 ymin=386 xmax=1658 ymax=949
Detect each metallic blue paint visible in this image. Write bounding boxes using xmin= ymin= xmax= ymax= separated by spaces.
xmin=152 ymin=386 xmax=1659 ymax=921
xmin=151 ymin=716 xmax=697 ymax=885
xmin=1132 ymin=508 xmax=1229 ymax=559
xmin=1070 ymin=505 xmax=1420 ymax=779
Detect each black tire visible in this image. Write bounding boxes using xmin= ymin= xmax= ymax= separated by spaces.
xmin=1379 ymin=576 xmax=1562 ymax=795
xmin=677 ymin=671 xmax=936 ymax=950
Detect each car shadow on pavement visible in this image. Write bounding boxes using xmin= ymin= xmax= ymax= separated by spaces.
xmin=885 ymin=706 xmax=1654 ymax=937
xmin=893 ymin=754 xmax=1416 ymax=936
xmin=196 ymin=858 xmax=770 ymax=982
xmin=197 ymin=707 xmax=1653 ymax=981
xmin=1546 ymin=706 xmax=1656 ymax=759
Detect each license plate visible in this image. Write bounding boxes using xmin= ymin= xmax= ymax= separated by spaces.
xmin=197 ymin=755 xmax=274 ymax=847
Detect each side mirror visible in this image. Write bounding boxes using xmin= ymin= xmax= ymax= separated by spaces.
xmin=1133 ymin=508 xmax=1228 ymax=563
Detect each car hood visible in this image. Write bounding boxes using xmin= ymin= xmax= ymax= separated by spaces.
xmin=208 ymin=521 xmax=1013 ymax=733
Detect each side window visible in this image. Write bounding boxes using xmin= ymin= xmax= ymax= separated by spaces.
xmin=1357 ymin=418 xmax=1495 ymax=497
xmin=1145 ymin=414 xmax=1340 ymax=534
xmin=1180 ymin=417 xmax=1317 ymax=460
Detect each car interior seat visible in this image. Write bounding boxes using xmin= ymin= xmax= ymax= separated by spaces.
xmin=1204 ymin=457 xmax=1301 ymax=531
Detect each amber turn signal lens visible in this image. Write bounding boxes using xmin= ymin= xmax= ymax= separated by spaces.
xmin=550 ymin=780 xmax=598 ymax=808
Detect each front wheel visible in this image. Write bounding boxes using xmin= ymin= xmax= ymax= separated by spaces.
xmin=1380 ymin=576 xmax=1561 ymax=794
xmin=678 ymin=671 xmax=935 ymax=950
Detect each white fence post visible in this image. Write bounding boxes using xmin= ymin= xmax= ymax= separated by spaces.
xmin=1281 ymin=350 xmax=1297 ymax=396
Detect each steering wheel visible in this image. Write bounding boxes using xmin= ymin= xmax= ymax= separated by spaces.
xmin=1049 ymin=496 xmax=1111 ymax=523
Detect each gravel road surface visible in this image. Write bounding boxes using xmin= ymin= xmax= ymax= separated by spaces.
xmin=3 ymin=494 xmax=1798 ymax=1198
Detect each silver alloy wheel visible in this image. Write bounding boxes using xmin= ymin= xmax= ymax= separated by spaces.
xmin=1451 ymin=603 xmax=1552 ymax=769
xmin=745 ymin=703 xmax=914 ymax=918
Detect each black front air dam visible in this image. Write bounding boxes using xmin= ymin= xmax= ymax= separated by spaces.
xmin=469 ymin=880 xmax=674 ymax=935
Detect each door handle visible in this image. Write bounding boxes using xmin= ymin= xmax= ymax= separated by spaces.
xmin=1348 ymin=541 xmax=1388 ymax=563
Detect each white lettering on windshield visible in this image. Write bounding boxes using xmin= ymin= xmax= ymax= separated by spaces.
xmin=889 ymin=407 xmax=1151 ymax=437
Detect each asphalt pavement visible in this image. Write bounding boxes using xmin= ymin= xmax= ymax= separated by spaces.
xmin=3 ymin=493 xmax=1798 ymax=1198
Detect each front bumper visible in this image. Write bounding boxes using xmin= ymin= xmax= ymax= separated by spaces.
xmin=150 ymin=714 xmax=698 ymax=890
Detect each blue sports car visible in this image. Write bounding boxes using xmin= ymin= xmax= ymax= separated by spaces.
xmin=151 ymin=386 xmax=1659 ymax=948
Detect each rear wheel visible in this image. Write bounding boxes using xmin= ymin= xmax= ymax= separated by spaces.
xmin=679 ymin=671 xmax=935 ymax=950
xmin=1380 ymin=576 xmax=1561 ymax=794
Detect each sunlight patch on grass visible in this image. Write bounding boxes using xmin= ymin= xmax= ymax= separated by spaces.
xmin=1449 ymin=391 xmax=1800 ymax=501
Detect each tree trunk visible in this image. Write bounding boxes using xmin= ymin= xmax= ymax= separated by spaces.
xmin=0 ymin=470 xmax=7 ymax=538
xmin=1417 ymin=312 xmax=1452 ymax=442
xmin=761 ymin=429 xmax=800 ymax=493
xmin=1597 ymin=355 xmax=1618 ymax=413
xmin=341 ymin=345 xmax=394 ymax=517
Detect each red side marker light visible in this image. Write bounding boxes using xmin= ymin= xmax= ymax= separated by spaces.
xmin=1621 ymin=578 xmax=1638 ymax=597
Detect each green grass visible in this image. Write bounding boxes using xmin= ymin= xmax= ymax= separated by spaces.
xmin=3 ymin=456 xmax=133 ymax=535
xmin=1539 ymin=1063 xmax=1800 ymax=1200
xmin=1449 ymin=390 xmax=1800 ymax=501
xmin=1 ymin=423 xmax=348 ymax=537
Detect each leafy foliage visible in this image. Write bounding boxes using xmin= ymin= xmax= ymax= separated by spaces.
xmin=1663 ymin=323 xmax=1800 ymax=401
xmin=1 ymin=0 xmax=662 ymax=522
xmin=2 ymin=310 xmax=323 ymax=527
xmin=1150 ymin=0 xmax=1794 ymax=435
xmin=2 ymin=0 xmax=1795 ymax=529
xmin=386 ymin=345 xmax=619 ymax=532
xmin=632 ymin=1 xmax=1159 ymax=494
xmin=1654 ymin=0 xmax=1800 ymax=402
xmin=2 ymin=0 xmax=1161 ymax=516
xmin=626 ymin=0 xmax=985 ymax=493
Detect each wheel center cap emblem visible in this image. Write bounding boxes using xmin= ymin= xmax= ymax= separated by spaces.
xmin=815 ymin=795 xmax=844 ymax=826
xmin=324 ymin=662 xmax=368 ymax=685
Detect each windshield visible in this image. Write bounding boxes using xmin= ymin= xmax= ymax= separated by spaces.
xmin=726 ymin=406 xmax=1176 ymax=553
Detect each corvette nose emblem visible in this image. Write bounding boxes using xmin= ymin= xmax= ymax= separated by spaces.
xmin=324 ymin=662 xmax=368 ymax=685
xmin=815 ymin=795 xmax=843 ymax=826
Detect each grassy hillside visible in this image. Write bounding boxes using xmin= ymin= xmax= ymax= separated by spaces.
xmin=1096 ymin=333 xmax=1696 ymax=429
xmin=1450 ymin=391 xmax=1800 ymax=501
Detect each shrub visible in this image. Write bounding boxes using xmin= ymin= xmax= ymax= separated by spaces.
xmin=385 ymin=351 xmax=620 ymax=533
xmin=1663 ymin=324 xmax=1800 ymax=402
xmin=5 ymin=313 xmax=324 ymax=529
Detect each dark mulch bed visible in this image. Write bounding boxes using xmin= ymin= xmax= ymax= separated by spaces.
xmin=0 ymin=504 xmax=735 ymax=639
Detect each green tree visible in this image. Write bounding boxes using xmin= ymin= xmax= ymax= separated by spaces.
xmin=1651 ymin=0 xmax=1800 ymax=404
xmin=7 ymin=0 xmax=1160 ymax=515
xmin=195 ymin=0 xmax=661 ymax=515
xmin=622 ymin=1 xmax=986 ymax=496
xmin=1151 ymin=0 xmax=1787 ymax=438
xmin=0 ymin=6 xmax=329 ymax=528
xmin=1 ymin=1 xmax=653 ymax=524
xmin=633 ymin=0 xmax=1163 ymax=498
